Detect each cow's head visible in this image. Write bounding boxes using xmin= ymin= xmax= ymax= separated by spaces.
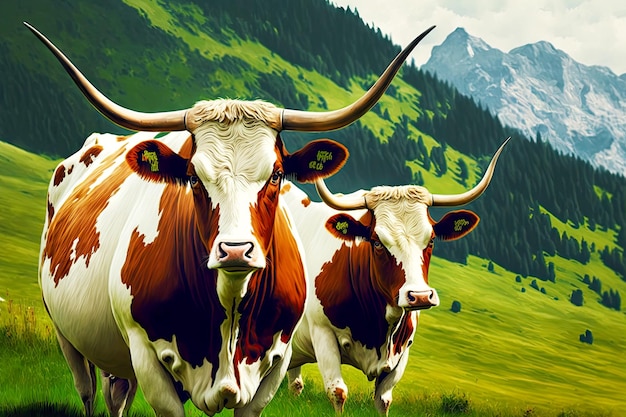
xmin=125 ymin=125 xmax=347 ymax=273
xmin=24 ymin=22 xmax=435 ymax=278
xmin=316 ymin=138 xmax=509 ymax=311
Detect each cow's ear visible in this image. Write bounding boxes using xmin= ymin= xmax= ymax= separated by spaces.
xmin=325 ymin=213 xmax=369 ymax=241
xmin=126 ymin=140 xmax=189 ymax=184
xmin=433 ymin=210 xmax=480 ymax=241
xmin=283 ymin=139 xmax=348 ymax=183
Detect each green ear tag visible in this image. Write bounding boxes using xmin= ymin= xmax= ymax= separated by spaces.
xmin=335 ymin=220 xmax=349 ymax=235
xmin=142 ymin=150 xmax=159 ymax=172
xmin=308 ymin=150 xmax=333 ymax=171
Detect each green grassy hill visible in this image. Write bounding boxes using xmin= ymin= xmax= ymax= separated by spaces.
xmin=1 ymin=0 xmax=625 ymax=415
xmin=1 ymin=140 xmax=624 ymax=415
xmin=0 ymin=141 xmax=58 ymax=305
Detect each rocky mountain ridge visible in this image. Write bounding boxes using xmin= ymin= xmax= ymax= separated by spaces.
xmin=422 ymin=27 xmax=626 ymax=175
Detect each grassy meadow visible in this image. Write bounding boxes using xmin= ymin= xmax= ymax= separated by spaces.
xmin=1 ymin=0 xmax=624 ymax=415
xmin=2 ymin=301 xmax=623 ymax=417
xmin=1 ymin=138 xmax=624 ymax=416
xmin=2 ymin=257 xmax=624 ymax=417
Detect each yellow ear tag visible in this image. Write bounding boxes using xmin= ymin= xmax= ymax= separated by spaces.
xmin=141 ymin=150 xmax=159 ymax=172
xmin=454 ymin=218 xmax=470 ymax=232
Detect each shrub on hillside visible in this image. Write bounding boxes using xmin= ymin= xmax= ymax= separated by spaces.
xmin=601 ymin=289 xmax=621 ymax=311
xmin=451 ymin=300 xmax=462 ymax=313
xmin=579 ymin=329 xmax=593 ymax=344
xmin=588 ymin=276 xmax=602 ymax=294
xmin=570 ymin=289 xmax=584 ymax=306
xmin=530 ymin=279 xmax=539 ymax=290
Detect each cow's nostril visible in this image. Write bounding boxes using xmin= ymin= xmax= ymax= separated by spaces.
xmin=218 ymin=243 xmax=228 ymax=260
xmin=243 ymin=242 xmax=254 ymax=259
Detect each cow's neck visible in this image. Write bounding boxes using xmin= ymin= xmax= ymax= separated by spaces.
xmin=233 ymin=208 xmax=306 ymax=364
xmin=188 ymin=203 xmax=305 ymax=376
xmin=315 ymin=242 xmax=391 ymax=355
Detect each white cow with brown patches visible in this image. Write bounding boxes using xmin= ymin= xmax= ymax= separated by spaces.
xmin=282 ymin=139 xmax=510 ymax=415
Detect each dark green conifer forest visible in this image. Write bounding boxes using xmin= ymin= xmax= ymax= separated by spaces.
xmin=0 ymin=0 xmax=623 ymax=298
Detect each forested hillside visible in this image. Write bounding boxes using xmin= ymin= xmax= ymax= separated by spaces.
xmin=1 ymin=0 xmax=400 ymax=157
xmin=413 ymin=84 xmax=625 ymax=282
xmin=1 ymin=0 xmax=624 ymax=304
xmin=1 ymin=0 xmax=625 ymax=413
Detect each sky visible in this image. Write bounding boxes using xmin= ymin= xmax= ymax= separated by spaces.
xmin=330 ymin=0 xmax=626 ymax=75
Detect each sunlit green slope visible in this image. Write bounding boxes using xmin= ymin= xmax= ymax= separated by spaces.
xmin=0 ymin=0 xmax=624 ymax=414
xmin=1 ymin=134 xmax=624 ymax=414
xmin=0 ymin=141 xmax=58 ymax=304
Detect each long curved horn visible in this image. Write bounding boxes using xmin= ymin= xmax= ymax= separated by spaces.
xmin=431 ymin=137 xmax=511 ymax=206
xmin=315 ymin=178 xmax=367 ymax=211
xmin=281 ymin=25 xmax=436 ymax=132
xmin=24 ymin=22 xmax=187 ymax=132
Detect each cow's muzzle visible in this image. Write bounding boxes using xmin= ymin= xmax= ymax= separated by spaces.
xmin=405 ymin=289 xmax=440 ymax=310
xmin=209 ymin=241 xmax=264 ymax=271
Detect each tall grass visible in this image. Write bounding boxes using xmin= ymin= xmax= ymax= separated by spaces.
xmin=0 ymin=294 xmax=51 ymax=346
xmin=1 ymin=299 xmax=620 ymax=417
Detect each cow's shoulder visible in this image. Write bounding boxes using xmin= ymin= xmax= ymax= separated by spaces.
xmin=48 ymin=132 xmax=191 ymax=213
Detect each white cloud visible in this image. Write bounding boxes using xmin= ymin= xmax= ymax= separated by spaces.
xmin=331 ymin=0 xmax=626 ymax=75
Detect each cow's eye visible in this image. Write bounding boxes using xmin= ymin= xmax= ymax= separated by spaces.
xmin=189 ymin=175 xmax=199 ymax=186
xmin=270 ymin=170 xmax=283 ymax=185
xmin=372 ymin=240 xmax=383 ymax=250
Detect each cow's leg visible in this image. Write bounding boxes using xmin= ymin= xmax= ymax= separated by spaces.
xmin=101 ymin=371 xmax=137 ymax=417
xmin=310 ymin=325 xmax=347 ymax=413
xmin=127 ymin=331 xmax=184 ymax=417
xmin=287 ymin=366 xmax=305 ymax=396
xmin=55 ymin=327 xmax=97 ymax=416
xmin=373 ymin=352 xmax=410 ymax=416
xmin=234 ymin=345 xmax=293 ymax=417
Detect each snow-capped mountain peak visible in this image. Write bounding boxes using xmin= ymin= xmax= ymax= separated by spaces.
xmin=422 ymin=28 xmax=626 ymax=175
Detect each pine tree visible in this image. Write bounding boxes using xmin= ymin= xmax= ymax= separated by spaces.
xmin=422 ymin=152 xmax=431 ymax=171
xmin=414 ymin=170 xmax=424 ymax=186
xmin=602 ymin=291 xmax=612 ymax=308
xmin=457 ymin=157 xmax=468 ymax=186
xmin=613 ymin=290 xmax=621 ymax=311
xmin=589 ymin=277 xmax=602 ymax=295
xmin=580 ymin=239 xmax=590 ymax=263
xmin=417 ymin=135 xmax=427 ymax=162
xmin=547 ymin=262 xmax=556 ymax=282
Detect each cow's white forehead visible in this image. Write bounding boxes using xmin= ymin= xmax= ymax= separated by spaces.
xmin=188 ymin=99 xmax=280 ymax=128
xmin=367 ymin=185 xmax=433 ymax=252
xmin=367 ymin=185 xmax=431 ymax=205
xmin=191 ymin=119 xmax=278 ymax=195
xmin=184 ymin=118 xmax=279 ymax=274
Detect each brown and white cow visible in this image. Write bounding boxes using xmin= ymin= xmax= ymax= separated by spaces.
xmin=283 ymin=139 xmax=509 ymax=415
xmin=26 ymin=22 xmax=436 ymax=417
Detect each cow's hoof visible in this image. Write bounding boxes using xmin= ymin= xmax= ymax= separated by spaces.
xmin=289 ymin=377 xmax=304 ymax=396
xmin=329 ymin=386 xmax=347 ymax=414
